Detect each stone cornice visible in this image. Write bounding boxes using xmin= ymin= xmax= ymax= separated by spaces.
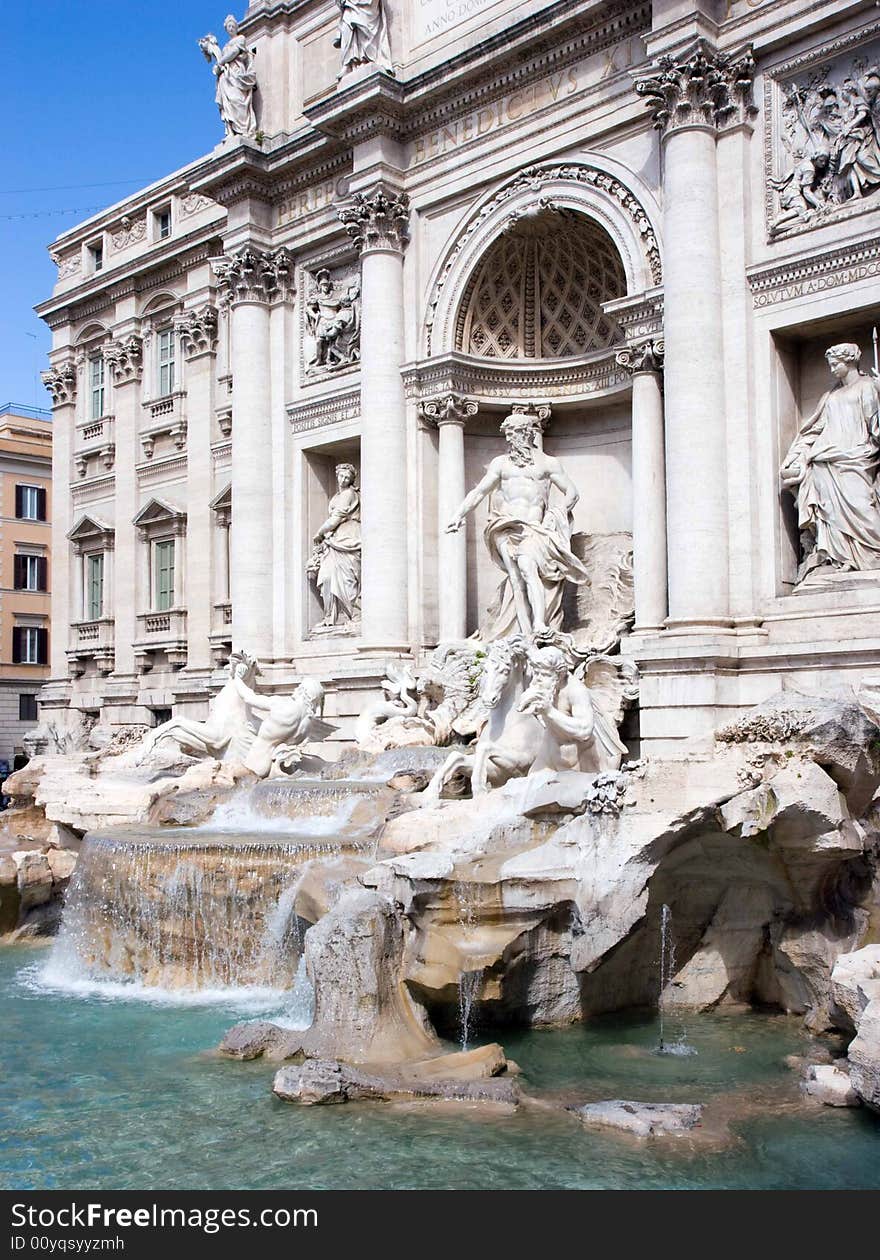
xmin=747 ymin=236 xmax=880 ymax=308
xmin=286 ymin=387 xmax=361 ymax=436
xmin=401 ymin=350 xmax=630 ymax=404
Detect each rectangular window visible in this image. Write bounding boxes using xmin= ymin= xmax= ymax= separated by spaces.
xmin=86 ymin=553 xmax=104 ymax=620
xmin=15 ymin=485 xmax=46 ymax=521
xmin=90 ymin=243 xmax=103 ymax=273
xmin=155 ymin=540 xmax=175 ymax=611
xmin=19 ymin=694 xmax=38 ymax=722
xmin=89 ymin=356 xmax=105 ymax=420
xmin=157 ymin=328 xmax=175 ymax=396
xmin=156 ymin=208 xmax=172 ymax=240
xmin=14 ymin=555 xmax=47 ymax=592
xmin=12 ymin=626 xmax=48 ymax=665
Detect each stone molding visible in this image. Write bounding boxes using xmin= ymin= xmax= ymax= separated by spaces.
xmin=287 ymin=387 xmax=361 ymax=437
xmin=41 ymin=361 xmax=78 ymax=407
xmin=212 ymin=247 xmax=295 ymax=306
xmin=71 ymin=474 xmax=115 ymax=505
xmin=109 ymin=214 xmax=147 ymax=253
xmin=104 ymin=335 xmax=143 ymax=385
xmin=747 ymin=238 xmax=880 ymax=308
xmin=418 ymin=393 xmax=479 ymax=430
xmin=338 ymin=188 xmax=410 ymax=255
xmin=175 ymin=305 xmax=219 ymax=358
xmin=616 ymin=338 xmax=664 ymax=374
xmin=426 ymin=163 xmax=661 ymax=354
xmin=402 ymin=350 xmax=629 ymax=403
xmin=635 ymin=40 xmax=757 ymax=133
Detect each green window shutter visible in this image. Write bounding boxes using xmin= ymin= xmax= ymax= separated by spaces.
xmin=155 ymin=541 xmax=175 ymax=611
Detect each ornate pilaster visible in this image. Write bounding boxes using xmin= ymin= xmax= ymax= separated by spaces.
xmin=212 ymin=247 xmax=295 ymax=305
xmin=635 ymin=42 xmax=757 ymax=133
xmin=338 ymin=187 xmax=410 ymax=253
xmin=175 ymin=305 xmax=219 ymax=359
xmin=337 ymin=183 xmax=411 ymax=648
xmin=104 ymin=335 xmax=143 ymax=385
xmin=41 ymin=361 xmax=77 ymax=407
xmin=617 ymin=341 xmax=667 ymax=633
xmin=420 ymin=394 xmax=477 ymax=642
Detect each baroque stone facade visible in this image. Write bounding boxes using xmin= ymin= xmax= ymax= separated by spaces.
xmin=35 ymin=1 xmax=880 ymax=749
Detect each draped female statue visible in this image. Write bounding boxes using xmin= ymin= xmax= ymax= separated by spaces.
xmin=781 ymin=342 xmax=880 ymax=577
xmin=334 ymin=1 xmax=392 ymax=75
xmin=307 ymin=463 xmax=362 ymax=630
xmin=199 ymin=15 xmax=257 ymax=139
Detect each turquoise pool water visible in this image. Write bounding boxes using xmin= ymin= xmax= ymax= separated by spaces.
xmin=2 ymin=943 xmax=879 ymax=1190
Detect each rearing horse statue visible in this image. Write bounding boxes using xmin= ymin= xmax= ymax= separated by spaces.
xmin=421 ymin=635 xmax=628 ymax=802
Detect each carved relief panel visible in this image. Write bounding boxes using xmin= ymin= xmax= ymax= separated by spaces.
xmin=766 ymin=29 xmax=880 ymax=240
xmin=302 ymin=261 xmax=361 ymax=379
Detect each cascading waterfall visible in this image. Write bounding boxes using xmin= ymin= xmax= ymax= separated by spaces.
xmin=454 ymin=880 xmax=485 ymax=1050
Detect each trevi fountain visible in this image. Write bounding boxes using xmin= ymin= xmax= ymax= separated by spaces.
xmin=4 ymin=0 xmax=880 ymax=1191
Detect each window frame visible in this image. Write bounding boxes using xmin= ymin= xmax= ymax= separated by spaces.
xmin=15 ymin=484 xmax=46 ymax=522
xmin=14 ymin=554 xmax=47 ymax=592
xmin=19 ymin=693 xmax=38 ymax=722
xmin=156 ymin=327 xmax=176 ymax=397
xmin=89 ymin=354 xmax=105 ymax=420
xmin=154 ymin=538 xmax=176 ymax=612
xmin=12 ymin=625 xmax=48 ymax=666
xmin=155 ymin=207 xmax=172 ymax=241
xmin=86 ymin=552 xmax=104 ymax=621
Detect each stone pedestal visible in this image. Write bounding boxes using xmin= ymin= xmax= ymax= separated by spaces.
xmin=339 ymin=188 xmax=410 ymax=649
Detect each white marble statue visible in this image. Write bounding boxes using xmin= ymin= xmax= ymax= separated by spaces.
xmin=446 ymin=412 xmax=589 ymax=639
xmin=199 ymin=15 xmax=257 ymax=139
xmin=781 ymin=343 xmax=880 ymax=577
xmin=334 ymin=0 xmax=392 ymax=76
xmin=243 ymin=678 xmax=329 ymax=778
xmin=139 ymin=651 xmax=260 ymax=762
xmin=422 ymin=635 xmax=628 ymax=800
xmin=305 ymin=270 xmax=360 ymax=372
xmin=307 ymin=463 xmax=362 ymax=630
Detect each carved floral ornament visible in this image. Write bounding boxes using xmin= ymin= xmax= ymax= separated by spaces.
xmin=425 ymin=163 xmax=661 ymax=356
xmin=615 ymin=338 xmax=665 ymax=374
xmin=634 ymin=41 xmax=758 ymax=132
xmin=337 ymin=188 xmax=410 ymax=254
xmin=104 ymin=335 xmax=143 ymax=384
xmin=41 ymin=361 xmax=78 ymax=406
xmin=175 ymin=305 xmax=219 ymax=357
xmin=419 ymin=394 xmax=479 ymax=428
xmin=211 ymin=247 xmax=294 ymax=305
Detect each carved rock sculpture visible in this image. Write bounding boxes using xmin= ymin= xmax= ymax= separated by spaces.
xmin=773 ymin=56 xmax=880 ymax=233
xmin=305 ymin=270 xmax=360 ymax=372
xmin=335 ymin=0 xmax=392 ymax=77
xmin=446 ymin=411 xmax=588 ymax=640
xmin=781 ymin=343 xmax=880 ymax=579
xmin=423 ymin=634 xmax=630 ymax=801
xmin=306 ymin=463 xmax=361 ymax=632
xmin=199 ymin=15 xmax=257 ymax=139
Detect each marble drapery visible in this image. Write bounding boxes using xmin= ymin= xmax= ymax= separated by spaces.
xmin=336 ymin=0 xmax=392 ymax=75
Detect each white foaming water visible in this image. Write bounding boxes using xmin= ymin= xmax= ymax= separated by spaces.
xmin=271 ymin=956 xmax=315 ymax=1030
xmin=207 ymin=792 xmax=361 ymax=836
xmin=22 ymin=961 xmax=285 ymax=1012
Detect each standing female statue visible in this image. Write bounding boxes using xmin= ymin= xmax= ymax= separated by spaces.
xmin=334 ymin=0 xmax=392 ymax=75
xmin=781 ymin=342 xmax=880 ymax=577
xmin=307 ymin=463 xmax=362 ymax=629
xmin=199 ymin=15 xmax=257 ymax=139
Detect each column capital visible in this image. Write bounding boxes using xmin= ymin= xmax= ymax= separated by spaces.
xmin=635 ymin=41 xmax=757 ymax=135
xmin=419 ymin=393 xmax=478 ymax=429
xmin=41 ymin=359 xmax=78 ymax=407
xmin=175 ymin=304 xmax=219 ymax=359
xmin=211 ymin=246 xmax=295 ymax=306
xmin=338 ymin=186 xmax=410 ymax=255
xmin=616 ymin=338 xmax=665 ymax=375
xmin=104 ymin=334 xmax=143 ymax=386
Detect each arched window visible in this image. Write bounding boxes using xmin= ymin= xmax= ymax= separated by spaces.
xmin=457 ymin=212 xmax=626 ymax=360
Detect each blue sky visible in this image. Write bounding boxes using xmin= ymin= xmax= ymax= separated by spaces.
xmin=1 ymin=1 xmax=230 ymax=410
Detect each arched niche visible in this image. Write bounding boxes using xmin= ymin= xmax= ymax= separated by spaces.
xmin=425 ymin=159 xmax=662 ymax=359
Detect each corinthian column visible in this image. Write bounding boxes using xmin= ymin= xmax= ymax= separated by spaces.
xmin=212 ymin=248 xmax=293 ymax=657
xmin=420 ymin=394 xmax=477 ymax=641
xmin=103 ymin=334 xmax=142 ymax=676
xmin=41 ymin=359 xmax=78 ymax=678
xmin=617 ymin=341 xmax=666 ymax=632
xmin=636 ymin=43 xmax=755 ymax=632
xmin=338 ymin=187 xmax=410 ymax=649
